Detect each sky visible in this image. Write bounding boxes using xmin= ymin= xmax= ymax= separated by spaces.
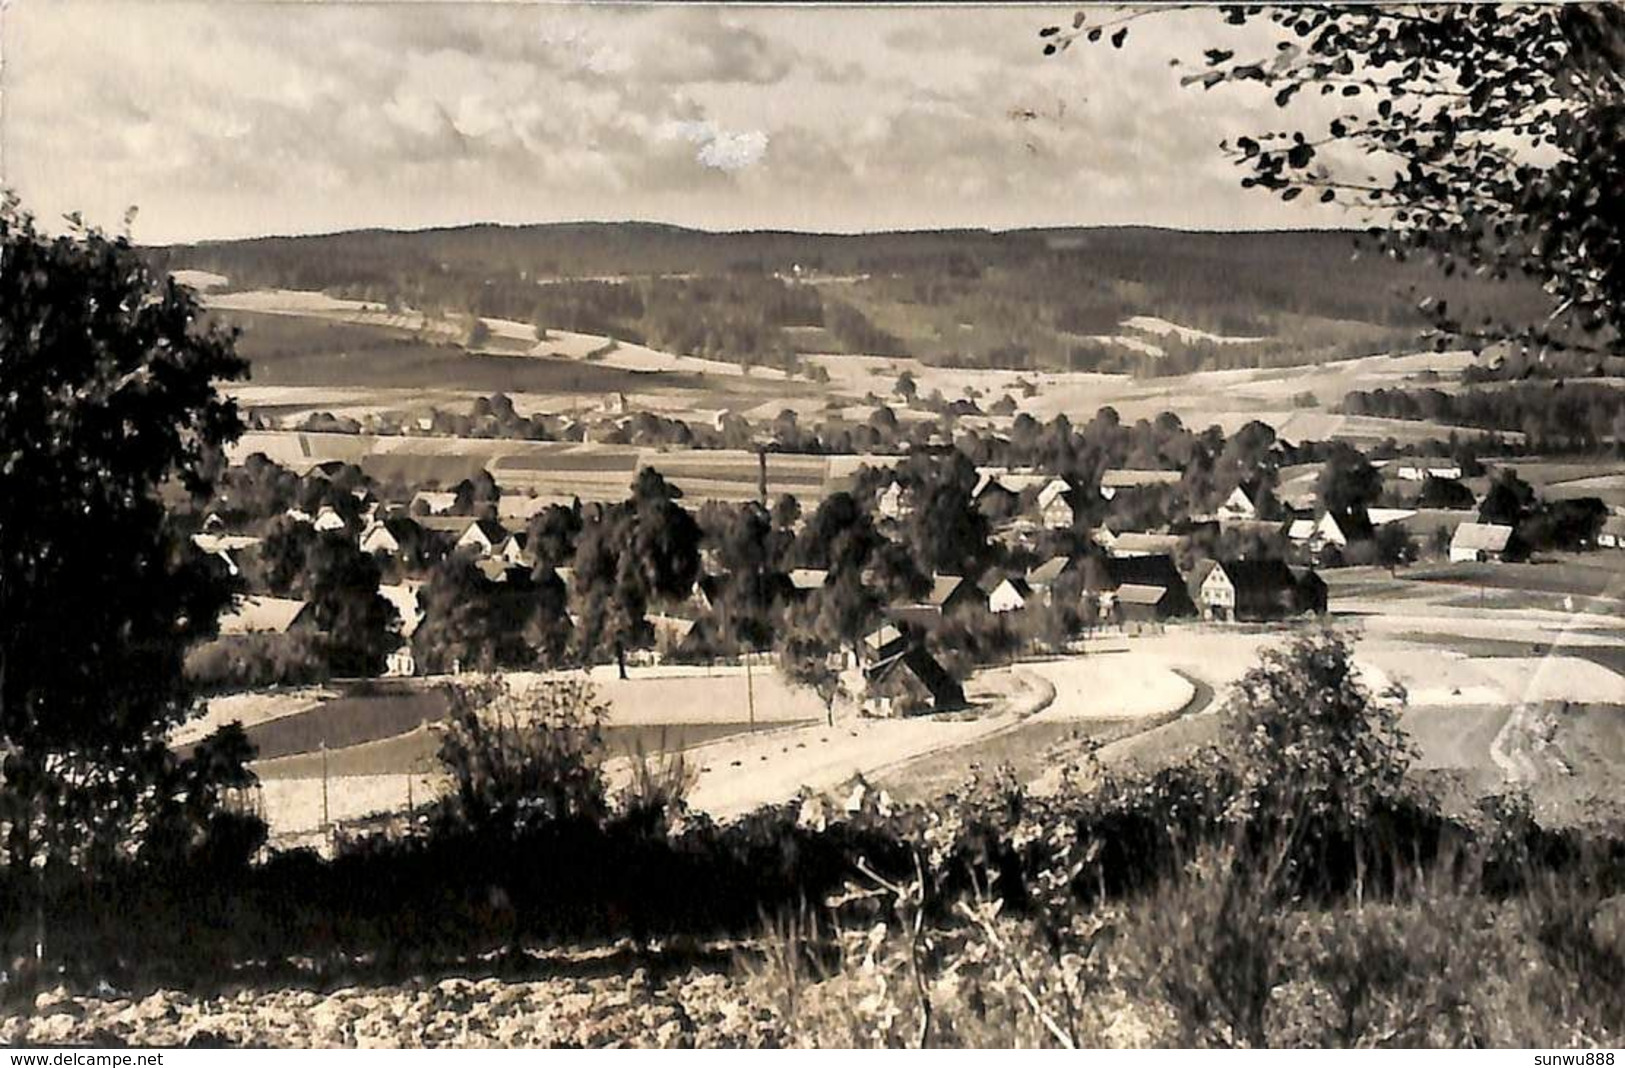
xmin=1 ymin=2 xmax=1366 ymax=245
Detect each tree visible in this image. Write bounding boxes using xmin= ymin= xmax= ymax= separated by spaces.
xmin=1229 ymin=631 xmax=1414 ymax=896
xmin=0 ymin=202 xmax=260 ymax=875
xmin=777 ymin=633 xmax=845 ymax=727
xmin=894 ymin=371 xmax=919 ymax=404
xmin=299 ymin=533 xmax=399 ymax=677
xmin=452 ymin=469 xmax=502 ymax=518
xmin=1048 ymin=5 xmax=1625 ymax=356
xmin=1478 ymin=468 xmax=1537 ymax=527
xmin=1372 ymin=522 xmax=1419 ymax=573
xmin=466 ymin=316 xmax=492 ymax=349
xmin=1417 ymin=475 xmax=1476 ymax=510
xmin=1316 ymin=442 xmax=1382 ymax=518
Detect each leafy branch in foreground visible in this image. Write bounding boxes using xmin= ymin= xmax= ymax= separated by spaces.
xmin=1045 ymin=4 xmax=1625 ymax=358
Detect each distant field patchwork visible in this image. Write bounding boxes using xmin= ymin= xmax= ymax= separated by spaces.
xmin=227 ymin=430 xmax=874 ymax=503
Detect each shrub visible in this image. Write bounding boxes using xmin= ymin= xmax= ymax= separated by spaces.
xmin=431 ymin=675 xmax=610 ymax=835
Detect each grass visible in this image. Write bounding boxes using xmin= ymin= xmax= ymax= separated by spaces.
xmin=221 ymin=310 xmax=684 ymax=394
xmin=1406 ymin=557 xmax=1625 ymax=603
xmin=878 ymin=719 xmax=1134 ymax=801
xmin=254 ymin=720 xmax=802 ymax=779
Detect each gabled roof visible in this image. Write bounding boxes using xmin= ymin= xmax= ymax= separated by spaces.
xmin=1287 ymin=566 xmax=1326 ymax=589
xmin=219 ymin=596 xmax=309 ymax=636
xmin=1101 ymin=468 xmax=1182 ymax=489
xmin=1115 ymin=583 xmax=1171 ymax=606
xmin=867 ymin=646 xmax=964 ymax=709
xmin=1026 ymin=556 xmax=1070 ymax=587
xmin=923 ymin=574 xmax=972 ymax=607
xmin=1036 ymin=478 xmax=1074 ymax=509
xmin=1108 ymin=531 xmax=1182 ymax=556
xmin=863 ymin=622 xmax=906 ymax=650
xmin=1452 ymin=522 xmax=1514 ymax=552
xmin=475 ymin=557 xmax=522 ymax=582
xmin=995 ymin=576 xmax=1033 ymax=598
xmin=789 ymin=567 xmax=829 ymax=591
xmin=459 ymin=518 xmax=508 ymax=544
xmin=1214 ymin=558 xmax=1300 ymax=595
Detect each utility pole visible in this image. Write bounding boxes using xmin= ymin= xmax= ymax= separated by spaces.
xmin=321 ymin=740 xmax=330 ymax=835
xmin=745 ymin=651 xmax=757 ymax=732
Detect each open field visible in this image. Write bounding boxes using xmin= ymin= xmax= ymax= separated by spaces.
xmin=226 ymin=429 xmax=877 ymax=503
xmin=205 ymin=286 xmax=1535 ymax=451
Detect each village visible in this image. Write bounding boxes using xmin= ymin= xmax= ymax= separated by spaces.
xmin=177 ymin=384 xmax=1625 ymax=844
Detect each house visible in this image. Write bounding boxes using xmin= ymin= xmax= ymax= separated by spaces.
xmin=1036 ymin=479 xmax=1077 ymax=529
xmin=1106 ymin=531 xmax=1183 ymax=558
xmin=1287 ymin=518 xmax=1319 ymax=543
xmin=455 ymin=518 xmax=508 ymax=556
xmin=497 ymin=494 xmax=551 ymax=523
xmin=1083 ymin=554 xmax=1197 ymax=618
xmin=862 ymin=646 xmax=965 ymax=717
xmin=410 ymin=491 xmax=458 ymax=516
xmin=1190 ymin=559 xmax=1312 ymax=622
xmin=313 ymin=505 xmax=348 ymax=533
xmin=1216 ymin=483 xmax=1264 ymax=523
xmin=987 ymin=576 xmax=1033 ymax=614
xmin=475 ymin=557 xmax=525 ymax=583
xmin=1395 ymin=459 xmax=1464 ymax=482
xmin=1112 ymin=583 xmax=1183 ymax=624
xmin=877 ymin=481 xmax=912 ymax=521
xmin=862 ymin=622 xmax=910 ymax=664
xmin=1025 ymin=556 xmax=1071 ymax=592
xmin=1368 ymin=507 xmax=1419 ymax=528
xmin=925 ymin=573 xmax=984 ymax=615
xmin=283 ymin=508 xmax=314 ymax=525
xmin=1098 ymin=468 xmax=1182 ymax=501
xmin=1289 ymin=567 xmax=1329 ymax=615
xmin=217 ymin=596 xmax=312 ymax=636
xmin=1599 ymin=515 xmax=1625 ymax=549
xmin=646 ymin=613 xmax=698 ymax=657
xmin=788 ymin=568 xmax=830 ymax=598
xmin=1314 ymin=509 xmax=1375 ymax=549
xmin=1450 ymin=522 xmax=1515 ymax=563
xmin=972 ymin=479 xmax=1020 ymax=519
xmin=497 ymin=532 xmax=532 ymax=567
xmin=360 ymin=516 xmax=425 ymax=558
xmin=889 ymin=574 xmax=984 ymax=627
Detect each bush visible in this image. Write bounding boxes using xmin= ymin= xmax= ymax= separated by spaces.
xmin=184 ymin=631 xmax=328 ymax=692
xmin=432 ymin=676 xmax=610 ymax=835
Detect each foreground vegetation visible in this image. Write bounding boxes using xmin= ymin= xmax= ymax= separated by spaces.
xmin=3 ymin=634 xmax=1622 ymax=1047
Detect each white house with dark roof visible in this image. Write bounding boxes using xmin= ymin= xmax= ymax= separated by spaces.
xmin=313 ymin=505 xmax=348 ymax=532
xmin=455 ymin=518 xmax=508 ymax=556
xmin=987 ymin=576 xmax=1033 ymax=614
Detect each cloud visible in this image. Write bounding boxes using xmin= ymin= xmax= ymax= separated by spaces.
xmin=662 ymin=120 xmax=770 ymax=172
xmin=1 ymin=2 xmax=1356 ymax=242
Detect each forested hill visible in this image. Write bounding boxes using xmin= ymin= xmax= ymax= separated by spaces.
xmin=150 ymin=222 xmax=1548 ymax=374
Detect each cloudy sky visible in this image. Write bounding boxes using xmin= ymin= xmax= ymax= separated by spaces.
xmin=3 ymin=2 xmax=1362 ymax=245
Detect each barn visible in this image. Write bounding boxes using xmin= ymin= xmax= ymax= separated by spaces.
xmin=862 ymin=646 xmax=965 ymax=717
xmin=1450 ymin=522 xmax=1515 ymax=563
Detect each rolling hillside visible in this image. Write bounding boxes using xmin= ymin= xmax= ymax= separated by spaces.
xmin=150 ymin=222 xmax=1549 ymax=375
